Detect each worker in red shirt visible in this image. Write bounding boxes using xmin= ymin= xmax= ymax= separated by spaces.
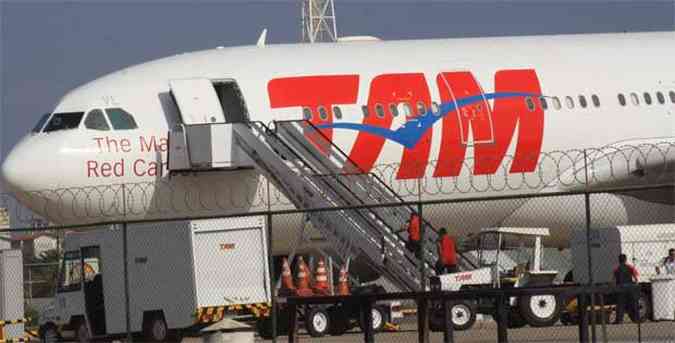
xmin=404 ymin=212 xmax=421 ymax=256
xmin=613 ymin=254 xmax=639 ymax=324
xmin=436 ymin=228 xmax=459 ymax=274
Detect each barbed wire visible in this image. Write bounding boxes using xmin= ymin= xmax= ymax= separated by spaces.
xmin=0 ymin=142 xmax=673 ymax=228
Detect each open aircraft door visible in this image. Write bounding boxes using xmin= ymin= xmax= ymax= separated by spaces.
xmin=169 ymin=78 xmax=226 ymax=125
xmin=167 ymin=78 xmax=252 ymax=171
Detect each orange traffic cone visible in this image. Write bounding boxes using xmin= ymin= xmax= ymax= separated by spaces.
xmin=313 ymin=258 xmax=331 ymax=295
xmin=295 ymin=256 xmax=314 ymax=297
xmin=279 ymin=257 xmax=296 ymax=297
xmin=337 ymin=264 xmax=350 ymax=296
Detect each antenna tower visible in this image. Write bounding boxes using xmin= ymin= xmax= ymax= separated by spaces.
xmin=301 ymin=0 xmax=338 ymax=43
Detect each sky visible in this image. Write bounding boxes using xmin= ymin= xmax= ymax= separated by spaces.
xmin=1 ymin=0 xmax=674 ymax=192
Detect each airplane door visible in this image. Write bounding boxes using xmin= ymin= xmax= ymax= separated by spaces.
xmin=169 ymin=78 xmax=226 ymax=124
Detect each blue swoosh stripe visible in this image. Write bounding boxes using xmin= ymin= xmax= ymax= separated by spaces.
xmin=317 ymin=92 xmax=535 ymax=148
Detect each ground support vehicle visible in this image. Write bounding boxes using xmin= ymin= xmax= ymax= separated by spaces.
xmin=38 ymin=216 xmax=271 ymax=342
xmin=256 ymin=284 xmax=401 ymax=338
xmin=430 ymin=227 xmax=562 ymax=330
xmin=567 ymin=224 xmax=675 ymax=323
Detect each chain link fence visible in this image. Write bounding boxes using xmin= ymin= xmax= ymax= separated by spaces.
xmin=0 ymin=185 xmax=673 ymax=342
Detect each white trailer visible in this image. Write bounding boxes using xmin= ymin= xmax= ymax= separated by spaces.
xmin=570 ymin=223 xmax=675 ymax=321
xmin=38 ymin=216 xmax=271 ymax=342
xmin=570 ymin=224 xmax=675 ymax=284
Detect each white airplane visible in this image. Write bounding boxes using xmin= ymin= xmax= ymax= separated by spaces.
xmin=1 ymin=31 xmax=674 ymax=254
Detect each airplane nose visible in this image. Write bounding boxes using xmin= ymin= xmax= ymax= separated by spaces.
xmin=1 ymin=148 xmax=25 ymax=193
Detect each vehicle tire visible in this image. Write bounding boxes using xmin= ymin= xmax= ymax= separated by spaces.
xmin=39 ymin=323 xmax=60 ymax=343
xmin=430 ymin=301 xmax=476 ymax=331
xmin=143 ymin=313 xmax=169 ymax=342
xmin=448 ymin=301 xmax=477 ymax=331
xmin=588 ymin=306 xmax=616 ymax=325
xmin=75 ymin=320 xmax=90 ymax=343
xmin=327 ymin=306 xmax=349 ymax=336
xmin=629 ymin=292 xmax=652 ymax=323
xmin=518 ymin=293 xmax=561 ymax=327
xmin=305 ymin=307 xmax=330 ymax=338
xmin=358 ymin=305 xmax=389 ymax=333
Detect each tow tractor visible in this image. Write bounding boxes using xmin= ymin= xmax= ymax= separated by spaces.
xmin=430 ymin=227 xmax=562 ymax=330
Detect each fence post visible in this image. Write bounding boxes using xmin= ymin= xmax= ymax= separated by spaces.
xmin=495 ymin=294 xmax=508 ymax=343
xmin=267 ymin=212 xmax=277 ymax=343
xmin=122 ymin=222 xmax=132 ymax=342
xmin=287 ymin=301 xmax=297 ymax=343
xmin=578 ymin=293 xmax=590 ymax=343
xmin=583 ymin=149 xmax=597 ymax=342
xmin=121 ymin=183 xmax=132 ymax=342
xmin=417 ymin=295 xmax=430 ymax=343
xmin=362 ymin=298 xmax=375 ymax=343
xmin=442 ymin=298 xmax=454 ymax=343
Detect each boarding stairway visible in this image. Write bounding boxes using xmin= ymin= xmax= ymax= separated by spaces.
xmin=169 ymin=119 xmax=477 ymax=291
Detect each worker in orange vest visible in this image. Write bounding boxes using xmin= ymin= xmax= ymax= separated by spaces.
xmin=404 ymin=212 xmax=421 ymax=256
xmin=436 ymin=228 xmax=459 ymax=274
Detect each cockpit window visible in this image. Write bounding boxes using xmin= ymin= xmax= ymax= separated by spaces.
xmin=84 ymin=109 xmax=110 ymax=131
xmin=32 ymin=113 xmax=51 ymax=133
xmin=43 ymin=112 xmax=85 ymax=132
xmin=106 ymin=108 xmax=138 ymax=130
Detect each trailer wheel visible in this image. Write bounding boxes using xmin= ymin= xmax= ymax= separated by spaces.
xmin=75 ymin=319 xmax=90 ymax=343
xmin=327 ymin=306 xmax=349 ymax=336
xmin=430 ymin=301 xmax=476 ymax=331
xmin=143 ymin=313 xmax=169 ymax=342
xmin=519 ymin=293 xmax=561 ymax=327
xmin=449 ymin=301 xmax=477 ymax=331
xmin=305 ymin=307 xmax=330 ymax=337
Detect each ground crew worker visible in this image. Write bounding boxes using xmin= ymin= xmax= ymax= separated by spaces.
xmin=613 ymin=254 xmax=639 ymax=324
xmin=660 ymin=248 xmax=675 ymax=274
xmin=404 ymin=212 xmax=421 ymax=255
xmin=436 ymin=228 xmax=459 ymax=274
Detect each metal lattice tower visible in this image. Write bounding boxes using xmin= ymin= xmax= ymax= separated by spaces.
xmin=301 ymin=0 xmax=338 ymax=43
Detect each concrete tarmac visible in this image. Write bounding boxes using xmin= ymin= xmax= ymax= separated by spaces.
xmin=257 ymin=321 xmax=675 ymax=343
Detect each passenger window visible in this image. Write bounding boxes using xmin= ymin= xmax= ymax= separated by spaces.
xmin=58 ymin=251 xmax=82 ymax=292
xmin=591 ymin=95 xmax=600 ymax=107
xmin=106 ymin=108 xmax=138 ymax=130
xmin=32 ymin=113 xmax=51 ymax=133
xmin=579 ymin=95 xmax=588 ymax=108
xmin=670 ymin=91 xmax=675 ymax=104
xmin=630 ymin=93 xmax=640 ymax=105
xmin=525 ymin=97 xmax=536 ymax=111
xmin=539 ymin=97 xmax=548 ymax=110
xmin=644 ymin=92 xmax=652 ymax=105
xmin=656 ymin=92 xmax=665 ymax=104
xmin=361 ymin=105 xmax=369 ymax=117
xmin=81 ymin=246 xmax=102 ymax=283
xmin=618 ymin=94 xmax=626 ymax=106
xmin=417 ymin=101 xmax=427 ymax=116
xmin=375 ymin=104 xmax=385 ymax=118
xmin=552 ymin=97 xmax=562 ymax=110
xmin=84 ymin=109 xmax=110 ymax=131
xmin=389 ymin=103 xmax=399 ymax=117
xmin=302 ymin=107 xmax=312 ymax=120
xmin=332 ymin=106 xmax=342 ymax=119
xmin=318 ymin=106 xmax=328 ymax=120
xmin=431 ymin=102 xmax=440 ymax=116
xmin=43 ymin=112 xmax=85 ymax=132
xmin=565 ymin=96 xmax=574 ymax=109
